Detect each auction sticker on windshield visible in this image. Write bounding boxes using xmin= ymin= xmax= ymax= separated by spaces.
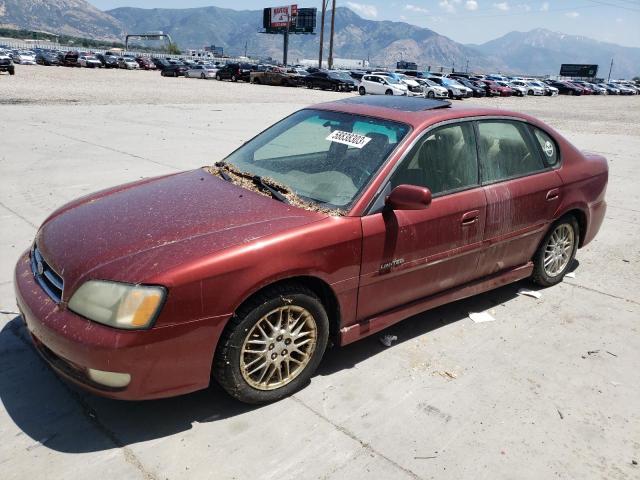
xmin=326 ymin=130 xmax=372 ymax=149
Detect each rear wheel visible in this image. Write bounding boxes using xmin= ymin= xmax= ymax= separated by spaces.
xmin=385 ymin=89 xmax=393 ymax=95
xmin=231 ymin=74 xmax=237 ymax=82
xmin=532 ymin=215 xmax=579 ymax=287
xmin=358 ymin=86 xmax=366 ymax=96
xmin=216 ymin=74 xmax=221 ymax=81
xmin=201 ymin=73 xmax=205 ymax=79
xmin=213 ymin=284 xmax=329 ymax=404
xmin=528 ymin=90 xmax=534 ymax=95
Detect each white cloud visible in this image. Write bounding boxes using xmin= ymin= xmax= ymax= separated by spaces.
xmin=615 ymin=17 xmax=623 ymax=23
xmin=465 ymin=1 xmax=479 ymax=11
xmin=405 ymin=4 xmax=429 ymax=14
xmin=346 ymin=2 xmax=378 ymax=18
xmin=565 ymin=11 xmax=579 ymax=18
xmin=540 ymin=2 xmax=549 ymax=11
xmin=521 ymin=3 xmax=531 ymax=12
xmin=439 ymin=0 xmax=462 ymax=13
xmin=493 ymin=2 xmax=510 ymax=11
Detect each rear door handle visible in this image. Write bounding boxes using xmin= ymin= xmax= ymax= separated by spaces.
xmin=546 ymin=189 xmax=560 ymax=201
xmin=461 ymin=210 xmax=480 ymax=226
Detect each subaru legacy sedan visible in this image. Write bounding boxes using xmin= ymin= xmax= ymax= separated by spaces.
xmin=15 ymin=96 xmax=607 ymax=404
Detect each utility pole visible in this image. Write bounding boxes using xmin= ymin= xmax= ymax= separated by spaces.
xmin=328 ymin=0 xmax=336 ymax=70
xmin=465 ymin=58 xmax=469 ymax=73
xmin=244 ymin=40 xmax=247 ymax=58
xmin=608 ymin=57 xmax=614 ymax=82
xmin=283 ymin=15 xmax=290 ymax=66
xmin=318 ymin=0 xmax=328 ymax=68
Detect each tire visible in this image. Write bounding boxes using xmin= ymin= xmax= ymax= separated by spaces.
xmin=531 ymin=215 xmax=579 ymax=287
xmin=448 ymin=90 xmax=453 ymax=99
xmin=161 ymin=70 xmax=166 ymax=77
xmin=427 ymin=91 xmax=435 ymax=98
xmin=216 ymin=74 xmax=221 ymax=81
xmin=9 ymin=69 xmax=15 ymax=75
xmin=358 ymin=86 xmax=366 ymax=96
xmin=231 ymin=74 xmax=237 ymax=82
xmin=201 ymin=73 xmax=205 ymax=79
xmin=385 ymin=89 xmax=393 ymax=95
xmin=528 ymin=90 xmax=533 ymax=96
xmin=213 ymin=283 xmax=329 ymax=404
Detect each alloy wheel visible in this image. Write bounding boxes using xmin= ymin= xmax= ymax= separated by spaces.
xmin=543 ymin=224 xmax=575 ymax=277
xmin=240 ymin=305 xmax=318 ymax=391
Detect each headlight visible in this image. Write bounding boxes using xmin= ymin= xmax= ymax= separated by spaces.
xmin=68 ymin=280 xmax=165 ymax=330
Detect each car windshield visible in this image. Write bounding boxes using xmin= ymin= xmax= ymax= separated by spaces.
xmin=221 ymin=109 xmax=410 ymax=209
xmin=382 ymin=76 xmax=401 ymax=85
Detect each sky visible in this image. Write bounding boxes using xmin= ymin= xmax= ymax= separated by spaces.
xmin=89 ymin=0 xmax=640 ymax=48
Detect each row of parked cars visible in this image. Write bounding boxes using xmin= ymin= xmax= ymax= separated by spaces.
xmin=4 ymin=45 xmax=639 ymax=98
xmin=160 ymin=60 xmax=640 ymax=99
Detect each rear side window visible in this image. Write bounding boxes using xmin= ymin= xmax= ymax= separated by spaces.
xmin=530 ymin=127 xmax=559 ymax=167
xmin=477 ymin=121 xmax=545 ymax=183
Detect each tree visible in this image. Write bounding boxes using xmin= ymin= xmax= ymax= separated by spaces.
xmin=167 ymin=43 xmax=181 ymax=55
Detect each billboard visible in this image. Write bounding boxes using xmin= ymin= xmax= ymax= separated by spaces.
xmin=263 ymin=6 xmax=316 ymax=33
xmin=559 ymin=64 xmax=599 ymax=78
xmin=270 ymin=4 xmax=297 ymax=28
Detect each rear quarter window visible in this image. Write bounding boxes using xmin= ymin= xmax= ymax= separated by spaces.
xmin=530 ymin=127 xmax=560 ymax=167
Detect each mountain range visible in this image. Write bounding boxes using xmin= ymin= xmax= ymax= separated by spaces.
xmin=1 ymin=0 xmax=638 ymax=78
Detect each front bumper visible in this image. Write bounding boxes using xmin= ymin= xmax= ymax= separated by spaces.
xmin=14 ymin=252 xmax=226 ymax=400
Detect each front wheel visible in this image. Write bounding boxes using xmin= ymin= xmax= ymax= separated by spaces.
xmin=216 ymin=74 xmax=221 ymax=81
xmin=385 ymin=89 xmax=393 ymax=95
xmin=201 ymin=73 xmax=205 ymax=79
xmin=213 ymin=284 xmax=329 ymax=404
xmin=427 ymin=90 xmax=435 ymax=98
xmin=231 ymin=74 xmax=237 ymax=82
xmin=358 ymin=86 xmax=366 ymax=96
xmin=532 ymin=215 xmax=579 ymax=287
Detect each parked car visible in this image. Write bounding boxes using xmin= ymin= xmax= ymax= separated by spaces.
xmin=416 ymin=78 xmax=449 ymax=99
xmin=498 ymin=81 xmax=525 ymax=97
xmin=35 ymin=51 xmax=60 ymax=66
xmin=183 ymin=64 xmax=217 ymax=79
xmin=452 ymin=77 xmax=487 ymax=97
xmin=511 ymin=80 xmax=544 ymax=96
xmin=95 ymin=53 xmax=119 ymax=69
xmin=382 ymin=72 xmax=423 ymax=96
xmin=0 ymin=53 xmax=15 ymax=75
xmin=215 ymin=63 xmax=253 ymax=82
xmin=527 ymin=81 xmax=556 ymax=96
xmin=79 ymin=55 xmax=102 ymax=68
xmin=250 ymin=66 xmax=299 ymax=86
xmin=14 ymin=95 xmax=607 ymax=404
xmin=305 ymin=70 xmax=356 ymax=91
xmin=117 ymin=56 xmax=140 ymax=70
xmin=429 ymin=76 xmax=465 ymax=99
xmin=13 ymin=51 xmax=36 ymax=65
xmin=609 ymin=83 xmax=636 ymax=95
xmin=160 ymin=61 xmax=189 ymax=77
xmin=135 ymin=57 xmax=157 ymax=70
xmin=60 ymin=51 xmax=80 ymax=67
xmin=480 ymin=80 xmax=512 ymax=97
xmin=546 ymin=80 xmax=582 ymax=96
xmin=358 ymin=74 xmax=408 ymax=96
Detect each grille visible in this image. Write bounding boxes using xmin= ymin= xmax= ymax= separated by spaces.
xmin=30 ymin=245 xmax=64 ymax=303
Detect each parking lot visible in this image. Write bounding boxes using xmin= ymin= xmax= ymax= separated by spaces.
xmin=1 ymin=67 xmax=639 ymax=479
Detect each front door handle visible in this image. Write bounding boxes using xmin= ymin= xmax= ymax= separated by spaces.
xmin=461 ymin=210 xmax=480 ymax=226
xmin=546 ymin=189 xmax=560 ymax=201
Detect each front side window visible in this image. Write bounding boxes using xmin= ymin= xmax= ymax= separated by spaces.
xmin=224 ymin=109 xmax=410 ymax=208
xmin=477 ymin=120 xmax=545 ymax=183
xmin=391 ymin=122 xmax=479 ymax=196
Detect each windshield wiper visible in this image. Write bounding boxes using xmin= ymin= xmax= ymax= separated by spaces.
xmin=252 ymin=175 xmax=289 ymax=204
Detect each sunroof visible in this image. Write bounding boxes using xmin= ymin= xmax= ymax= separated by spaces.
xmin=338 ymin=96 xmax=451 ymax=111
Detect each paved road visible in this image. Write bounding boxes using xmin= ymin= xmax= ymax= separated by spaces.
xmin=0 ymin=83 xmax=638 ymax=479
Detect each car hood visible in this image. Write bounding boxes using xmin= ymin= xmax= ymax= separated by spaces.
xmin=36 ymin=169 xmax=325 ymax=296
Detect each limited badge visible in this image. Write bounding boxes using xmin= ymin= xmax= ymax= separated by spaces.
xmin=544 ymin=140 xmax=554 ymax=157
xmin=326 ymin=130 xmax=372 ymax=149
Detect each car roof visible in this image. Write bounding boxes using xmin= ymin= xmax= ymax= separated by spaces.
xmin=313 ymin=96 xmax=543 ymax=130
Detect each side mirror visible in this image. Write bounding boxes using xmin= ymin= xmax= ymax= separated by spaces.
xmin=385 ymin=185 xmax=432 ymax=211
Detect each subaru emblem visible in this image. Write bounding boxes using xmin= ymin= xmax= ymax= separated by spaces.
xmin=36 ymin=260 xmax=44 ymax=276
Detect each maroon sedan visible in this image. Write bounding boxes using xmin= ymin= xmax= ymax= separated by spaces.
xmin=15 ymin=96 xmax=608 ymax=403
xmin=481 ymin=80 xmax=512 ymax=97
